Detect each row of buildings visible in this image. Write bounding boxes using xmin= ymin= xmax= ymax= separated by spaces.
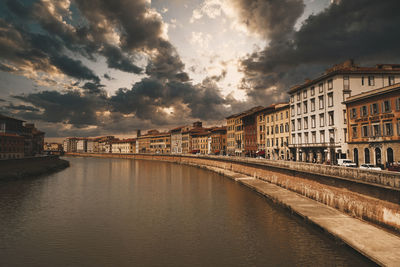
xmin=63 ymin=121 xmax=228 ymax=156
xmin=0 ymin=114 xmax=44 ymax=159
xmin=63 ymin=61 xmax=400 ymax=168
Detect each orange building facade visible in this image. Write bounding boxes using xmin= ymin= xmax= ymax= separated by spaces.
xmin=345 ymin=83 xmax=400 ymax=168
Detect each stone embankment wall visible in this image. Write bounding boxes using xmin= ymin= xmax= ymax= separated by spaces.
xmin=67 ymin=153 xmax=400 ymax=232
xmin=0 ymin=155 xmax=69 ymax=180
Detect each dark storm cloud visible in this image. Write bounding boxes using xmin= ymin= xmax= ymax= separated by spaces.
xmin=102 ymin=45 xmax=142 ymax=74
xmin=232 ymin=0 xmax=304 ymax=41
xmin=110 ymin=78 xmax=228 ymax=122
xmin=6 ymin=104 xmax=39 ymax=112
xmin=0 ymin=19 xmax=100 ymax=82
xmin=239 ymin=0 xmax=400 ymax=102
xmin=13 ymin=90 xmax=108 ymax=127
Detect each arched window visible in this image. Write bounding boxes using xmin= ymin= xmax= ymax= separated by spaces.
xmin=353 ymin=148 xmax=359 ymax=165
xmin=387 ymin=147 xmax=394 ymax=164
xmin=375 ymin=148 xmax=382 ymax=165
xmin=364 ymin=148 xmax=370 ymax=164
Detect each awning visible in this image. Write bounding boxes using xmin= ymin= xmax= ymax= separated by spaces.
xmin=190 ymin=149 xmax=200 ymax=154
xmin=257 ymin=150 xmax=265 ymax=155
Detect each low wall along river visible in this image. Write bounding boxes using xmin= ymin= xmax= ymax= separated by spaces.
xmin=67 ymin=152 xmax=400 ymax=233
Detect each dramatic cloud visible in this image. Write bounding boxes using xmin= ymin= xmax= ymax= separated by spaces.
xmin=239 ymin=0 xmax=400 ymax=103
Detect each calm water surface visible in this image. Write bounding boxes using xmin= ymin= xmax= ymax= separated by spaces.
xmin=0 ymin=157 xmax=375 ymax=266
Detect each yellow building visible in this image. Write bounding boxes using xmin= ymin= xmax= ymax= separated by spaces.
xmin=150 ymin=132 xmax=171 ymax=154
xmin=265 ymin=103 xmax=290 ymax=160
xmin=191 ymin=131 xmax=210 ymax=154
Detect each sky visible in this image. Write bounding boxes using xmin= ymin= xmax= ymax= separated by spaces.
xmin=0 ymin=0 xmax=399 ymax=140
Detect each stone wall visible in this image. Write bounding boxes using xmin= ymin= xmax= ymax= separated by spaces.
xmin=66 ymin=153 xmax=400 ymax=232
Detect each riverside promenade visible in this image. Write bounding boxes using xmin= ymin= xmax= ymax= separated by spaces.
xmin=67 ymin=153 xmax=400 ymax=266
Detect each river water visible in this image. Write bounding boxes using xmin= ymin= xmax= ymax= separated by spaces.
xmin=0 ymin=157 xmax=375 ymax=266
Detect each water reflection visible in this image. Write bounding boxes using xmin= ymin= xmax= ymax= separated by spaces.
xmin=0 ymin=157 xmax=375 ymax=266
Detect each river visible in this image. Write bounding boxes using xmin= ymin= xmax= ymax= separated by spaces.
xmin=0 ymin=157 xmax=375 ymax=266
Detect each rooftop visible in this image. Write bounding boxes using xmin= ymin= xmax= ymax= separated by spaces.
xmin=288 ymin=60 xmax=400 ymax=94
xmin=344 ymin=82 xmax=400 ymax=104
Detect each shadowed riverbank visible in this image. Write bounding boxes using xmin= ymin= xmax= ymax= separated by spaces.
xmin=0 ymin=156 xmax=69 ymax=180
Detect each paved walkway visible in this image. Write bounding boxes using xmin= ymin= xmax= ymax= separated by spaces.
xmin=199 ymin=165 xmax=400 ymax=266
xmin=239 ymin=178 xmax=400 ymax=267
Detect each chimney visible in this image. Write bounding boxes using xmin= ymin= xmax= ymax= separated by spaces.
xmin=136 ymin=130 xmax=141 ymax=138
xmin=193 ymin=121 xmax=202 ymax=128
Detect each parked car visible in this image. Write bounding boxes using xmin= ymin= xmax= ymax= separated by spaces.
xmin=337 ymin=159 xmax=357 ymax=167
xmin=359 ymin=164 xmax=382 ymax=171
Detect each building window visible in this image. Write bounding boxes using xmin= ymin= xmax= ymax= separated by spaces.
xmin=297 ymin=103 xmax=301 ymax=115
xmin=297 ymin=118 xmax=302 ymax=130
xmin=352 ymin=126 xmax=358 ymax=138
xmin=364 ymin=148 xmax=370 ymax=164
xmin=311 ymin=86 xmax=315 ymax=96
xmin=343 ymin=76 xmax=349 ymax=90
xmin=389 ymin=76 xmax=395 ymax=86
xmin=285 ymin=123 xmax=289 ymax=132
xmin=344 ymin=128 xmax=347 ymax=143
xmin=292 ymin=134 xmax=295 ymax=145
xmin=361 ymin=76 xmax=365 ymax=86
xmin=319 ymin=95 xmax=324 ymax=109
xmin=267 ymin=116 xmax=270 ymax=123
xmin=280 ymin=124 xmax=283 ymax=133
xmin=383 ymin=100 xmax=391 ymax=113
xmin=319 ymin=83 xmax=323 ymax=93
xmin=397 ymin=119 xmax=400 ymax=136
xmin=343 ymin=92 xmax=350 ymax=102
xmin=303 ymin=90 xmax=307 ymax=99
xmin=298 ymin=133 xmax=302 ymax=144
xmin=371 ymin=103 xmax=379 ymax=115
xmin=304 ymin=132 xmax=309 ymax=144
xmin=297 ymin=92 xmax=301 ymax=101
xmin=291 ymin=105 xmax=295 ymax=117
xmin=372 ymin=124 xmax=381 ymax=137
xmin=329 ymin=130 xmax=335 ymax=143
xmin=275 ymin=125 xmax=279 ymax=133
xmin=290 ymin=95 xmax=294 ymax=103
xmin=361 ymin=105 xmax=368 ymax=117
xmin=291 ymin=120 xmax=295 ymax=131
xmin=311 ymin=115 xmax=316 ymax=128
xmin=350 ymin=108 xmax=357 ymax=119
xmin=280 ymin=112 xmax=283 ymax=120
xmin=368 ymin=76 xmax=375 ymax=86
xmin=320 ymin=130 xmax=325 ymax=143
xmin=362 ymin=125 xmax=369 ymax=137
xmin=304 ymin=117 xmax=308 ymax=129
xmin=319 ymin=113 xmax=325 ymax=127
xmin=328 ymin=111 xmax=334 ymax=126
xmin=311 ymin=98 xmax=315 ymax=112
xmin=384 ymin=122 xmax=393 ymax=136
xmin=328 ymin=93 xmax=333 ymax=107
xmin=286 ymin=111 xmax=289 ymax=118
xmin=343 ymin=110 xmax=347 ymax=124
xmin=328 ymin=79 xmax=333 ymax=90
xmin=303 ymin=101 xmax=308 ymax=113
xmin=276 ymin=114 xmax=278 ymax=121
xmin=312 ymin=131 xmax=316 ymax=143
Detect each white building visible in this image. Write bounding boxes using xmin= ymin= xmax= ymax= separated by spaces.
xmin=76 ymin=138 xmax=87 ymax=153
xmin=111 ymin=139 xmax=136 ymax=154
xmin=86 ymin=139 xmax=99 ymax=153
xmin=288 ymin=60 xmax=400 ymax=164
xmin=63 ymin=137 xmax=78 ymax=152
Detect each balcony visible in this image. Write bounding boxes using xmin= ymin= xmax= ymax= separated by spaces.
xmin=289 ymin=142 xmax=341 ymax=148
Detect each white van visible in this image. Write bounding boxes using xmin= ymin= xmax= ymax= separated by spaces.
xmin=337 ymin=159 xmax=357 ymax=167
